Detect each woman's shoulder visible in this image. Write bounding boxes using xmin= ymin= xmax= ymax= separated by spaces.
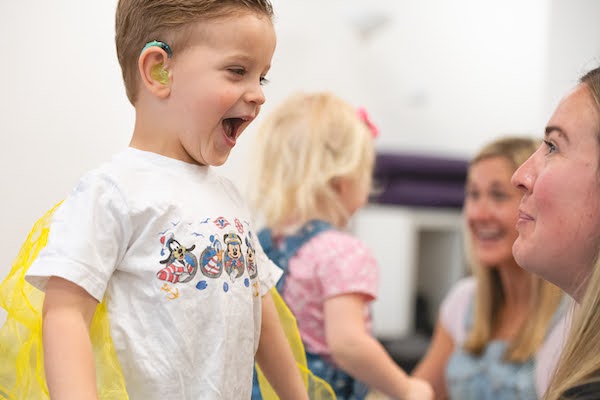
xmin=536 ymin=297 xmax=573 ymax=393
xmin=443 ymin=276 xmax=476 ymax=309
xmin=439 ymin=276 xmax=476 ymax=343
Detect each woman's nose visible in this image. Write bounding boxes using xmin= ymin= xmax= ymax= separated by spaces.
xmin=467 ymin=198 xmax=493 ymax=220
xmin=512 ymin=154 xmax=535 ymax=194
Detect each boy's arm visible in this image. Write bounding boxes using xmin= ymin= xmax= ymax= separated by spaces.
xmin=255 ymin=291 xmax=309 ymax=400
xmin=42 ymin=276 xmax=99 ymax=400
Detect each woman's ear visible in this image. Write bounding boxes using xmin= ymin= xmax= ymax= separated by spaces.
xmin=138 ymin=46 xmax=171 ymax=99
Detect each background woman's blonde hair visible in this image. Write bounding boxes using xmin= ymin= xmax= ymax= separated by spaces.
xmin=248 ymin=92 xmax=375 ymax=233
xmin=462 ymin=136 xmax=564 ymax=362
xmin=544 ymin=65 xmax=600 ymax=400
xmin=115 ymin=0 xmax=274 ymax=104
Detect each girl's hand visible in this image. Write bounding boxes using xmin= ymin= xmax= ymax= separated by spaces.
xmin=405 ymin=377 xmax=434 ymax=400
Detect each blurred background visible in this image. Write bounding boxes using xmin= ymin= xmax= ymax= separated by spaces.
xmin=1 ymin=1 xmax=599 ymax=354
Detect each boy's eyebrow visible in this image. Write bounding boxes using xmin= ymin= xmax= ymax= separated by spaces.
xmin=224 ymin=53 xmax=253 ymax=62
xmin=224 ymin=53 xmax=270 ymax=67
xmin=545 ymin=125 xmax=570 ymax=143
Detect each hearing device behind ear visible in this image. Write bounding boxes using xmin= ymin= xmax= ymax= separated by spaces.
xmin=151 ymin=63 xmax=169 ymax=85
xmin=141 ymin=40 xmax=172 ymax=85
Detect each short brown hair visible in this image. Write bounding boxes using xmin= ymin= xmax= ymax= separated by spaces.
xmin=115 ymin=0 xmax=274 ymax=104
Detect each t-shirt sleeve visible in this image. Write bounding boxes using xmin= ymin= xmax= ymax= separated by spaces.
xmin=312 ymin=230 xmax=379 ymax=301
xmin=25 ymin=172 xmax=131 ymax=302
xmin=439 ymin=276 xmax=476 ymax=345
xmin=253 ymin=231 xmax=283 ymax=296
xmin=535 ymin=298 xmax=573 ymax=397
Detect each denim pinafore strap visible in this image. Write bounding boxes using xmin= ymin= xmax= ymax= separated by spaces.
xmin=446 ymin=296 xmax=568 ymax=400
xmin=251 ymin=220 xmax=368 ymax=400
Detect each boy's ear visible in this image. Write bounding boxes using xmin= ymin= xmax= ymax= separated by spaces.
xmin=138 ymin=47 xmax=171 ymax=99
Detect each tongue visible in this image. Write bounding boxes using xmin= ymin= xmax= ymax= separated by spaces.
xmin=223 ymin=119 xmax=234 ymax=139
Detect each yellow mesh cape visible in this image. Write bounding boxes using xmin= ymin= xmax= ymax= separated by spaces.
xmin=0 ymin=203 xmax=335 ymax=399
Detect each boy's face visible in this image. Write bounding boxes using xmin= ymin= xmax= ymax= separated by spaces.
xmin=167 ymin=12 xmax=276 ymax=166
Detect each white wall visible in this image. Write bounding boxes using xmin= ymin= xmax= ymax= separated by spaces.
xmin=544 ymin=0 xmax=600 ymax=112
xmin=1 ymin=1 xmax=599 ymax=323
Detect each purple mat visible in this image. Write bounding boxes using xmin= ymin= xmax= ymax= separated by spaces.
xmin=371 ymin=152 xmax=468 ymax=208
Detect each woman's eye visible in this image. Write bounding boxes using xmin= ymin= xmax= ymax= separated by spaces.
xmin=491 ymin=191 xmax=508 ymax=201
xmin=465 ymin=190 xmax=478 ymax=200
xmin=544 ymin=140 xmax=557 ymax=154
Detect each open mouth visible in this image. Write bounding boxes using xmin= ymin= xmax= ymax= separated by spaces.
xmin=472 ymin=227 xmax=503 ymax=241
xmin=222 ymin=118 xmax=246 ymax=140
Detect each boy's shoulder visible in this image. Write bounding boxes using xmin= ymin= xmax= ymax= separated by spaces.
xmin=79 ymin=147 xmax=227 ymax=190
xmin=73 ymin=148 xmax=146 ymax=192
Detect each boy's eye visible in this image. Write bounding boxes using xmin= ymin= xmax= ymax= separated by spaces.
xmin=229 ymin=68 xmax=245 ymax=76
xmin=260 ymin=76 xmax=270 ymax=86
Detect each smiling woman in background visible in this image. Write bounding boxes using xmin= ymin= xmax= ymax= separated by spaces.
xmin=511 ymin=65 xmax=600 ymax=400
xmin=413 ymin=136 xmax=569 ymax=400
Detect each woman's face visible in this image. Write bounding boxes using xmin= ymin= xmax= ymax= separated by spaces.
xmin=465 ymin=156 xmax=521 ymax=269
xmin=512 ymin=84 xmax=600 ymax=300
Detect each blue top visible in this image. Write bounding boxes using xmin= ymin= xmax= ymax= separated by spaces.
xmin=447 ymin=339 xmax=537 ymax=400
xmin=445 ymin=288 xmax=568 ymax=400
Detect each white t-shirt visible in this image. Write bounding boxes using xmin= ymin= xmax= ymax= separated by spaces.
xmin=440 ymin=276 xmax=572 ymax=397
xmin=26 ymin=147 xmax=282 ymax=399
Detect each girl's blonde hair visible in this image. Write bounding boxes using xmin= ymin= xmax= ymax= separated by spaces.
xmin=249 ymin=92 xmax=375 ymax=234
xmin=544 ymin=65 xmax=600 ymax=400
xmin=462 ymin=136 xmax=564 ymax=362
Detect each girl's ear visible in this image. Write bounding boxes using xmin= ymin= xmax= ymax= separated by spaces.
xmin=330 ymin=176 xmax=349 ymax=197
xmin=138 ymin=46 xmax=172 ymax=99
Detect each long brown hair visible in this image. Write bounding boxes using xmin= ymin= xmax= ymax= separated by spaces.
xmin=462 ymin=137 xmax=564 ymax=362
xmin=544 ymin=65 xmax=600 ymax=400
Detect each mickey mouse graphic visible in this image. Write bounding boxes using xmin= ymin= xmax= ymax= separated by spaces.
xmin=223 ymin=232 xmax=245 ymax=282
xmin=156 ymin=233 xmax=198 ymax=284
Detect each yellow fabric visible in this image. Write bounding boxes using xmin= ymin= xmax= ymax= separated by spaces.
xmin=256 ymin=288 xmax=336 ymax=399
xmin=0 ymin=202 xmax=129 ymax=399
xmin=0 ymin=203 xmax=334 ymax=399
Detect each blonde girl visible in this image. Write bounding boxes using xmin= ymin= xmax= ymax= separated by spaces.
xmin=249 ymin=92 xmax=432 ymax=400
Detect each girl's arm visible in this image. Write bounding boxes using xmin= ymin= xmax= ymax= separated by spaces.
xmin=42 ymin=276 xmax=99 ymax=400
xmin=411 ymin=318 xmax=455 ymax=400
xmin=324 ymin=293 xmax=433 ymax=400
xmin=256 ymin=291 xmax=309 ymax=400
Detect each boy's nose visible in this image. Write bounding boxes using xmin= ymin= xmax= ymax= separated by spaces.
xmin=245 ymin=83 xmax=266 ymax=105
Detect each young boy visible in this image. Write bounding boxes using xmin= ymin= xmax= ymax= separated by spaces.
xmin=24 ymin=1 xmax=308 ymax=398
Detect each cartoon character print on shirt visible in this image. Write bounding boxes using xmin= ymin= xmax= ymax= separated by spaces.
xmin=223 ymin=232 xmax=245 ymax=282
xmin=156 ymin=233 xmax=198 ymax=284
xmin=245 ymin=234 xmax=258 ymax=280
xmin=245 ymin=235 xmax=261 ymax=297
xmin=199 ymin=235 xmax=224 ymax=278
xmin=155 ymin=218 xmax=258 ymax=295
